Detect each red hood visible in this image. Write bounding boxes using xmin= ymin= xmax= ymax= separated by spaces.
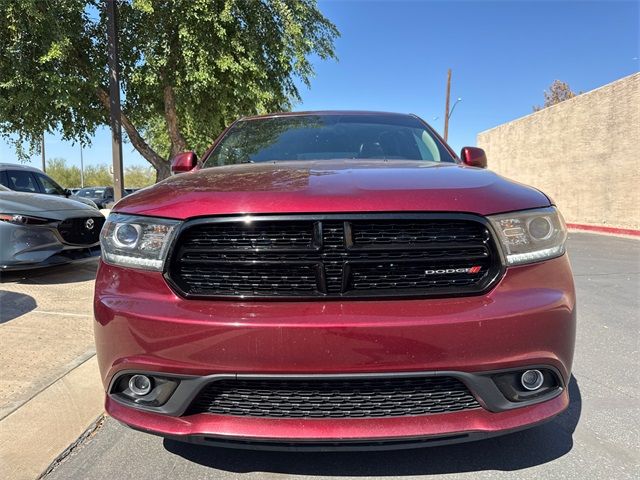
xmin=114 ymin=160 xmax=550 ymax=219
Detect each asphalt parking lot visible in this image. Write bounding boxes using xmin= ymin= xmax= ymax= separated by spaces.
xmin=15 ymin=232 xmax=640 ymax=479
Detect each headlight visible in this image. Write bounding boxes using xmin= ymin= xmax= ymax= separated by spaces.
xmin=100 ymin=213 xmax=181 ymax=271
xmin=0 ymin=214 xmax=51 ymax=225
xmin=488 ymin=207 xmax=567 ymax=266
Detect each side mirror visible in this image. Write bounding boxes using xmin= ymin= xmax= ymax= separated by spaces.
xmin=460 ymin=147 xmax=488 ymax=168
xmin=64 ymin=189 xmax=72 ymax=197
xmin=170 ymin=151 xmax=198 ymax=174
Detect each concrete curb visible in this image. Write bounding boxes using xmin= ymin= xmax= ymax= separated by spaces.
xmin=568 ymin=226 xmax=640 ymax=240
xmin=38 ymin=415 xmax=105 ymax=479
xmin=567 ymin=223 xmax=640 ymax=238
xmin=0 ymin=356 xmax=104 ymax=480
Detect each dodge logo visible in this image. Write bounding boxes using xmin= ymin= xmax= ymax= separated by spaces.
xmin=85 ymin=218 xmax=95 ymax=230
xmin=425 ymin=266 xmax=482 ymax=275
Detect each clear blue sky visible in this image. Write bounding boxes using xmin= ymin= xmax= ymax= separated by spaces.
xmin=1 ymin=0 xmax=638 ymax=170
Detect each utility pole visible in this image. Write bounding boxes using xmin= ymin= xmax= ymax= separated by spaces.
xmin=106 ymin=0 xmax=125 ymax=201
xmin=40 ymin=134 xmax=46 ymax=172
xmin=443 ymin=69 xmax=452 ymax=142
xmin=80 ymin=144 xmax=85 ymax=188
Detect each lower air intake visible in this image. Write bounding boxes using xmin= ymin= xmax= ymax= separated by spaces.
xmin=186 ymin=376 xmax=481 ymax=418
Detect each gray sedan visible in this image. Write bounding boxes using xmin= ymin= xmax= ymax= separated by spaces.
xmin=0 ymin=185 xmax=105 ymax=270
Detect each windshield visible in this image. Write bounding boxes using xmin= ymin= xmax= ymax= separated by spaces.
xmin=77 ymin=188 xmax=105 ymax=197
xmin=36 ymin=173 xmax=66 ymax=195
xmin=205 ymin=114 xmax=455 ymax=166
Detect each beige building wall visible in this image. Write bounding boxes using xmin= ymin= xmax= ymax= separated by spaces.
xmin=477 ymin=72 xmax=640 ymax=230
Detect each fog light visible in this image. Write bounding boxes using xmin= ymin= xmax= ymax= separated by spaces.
xmin=521 ymin=369 xmax=544 ymax=391
xmin=128 ymin=375 xmax=152 ymax=396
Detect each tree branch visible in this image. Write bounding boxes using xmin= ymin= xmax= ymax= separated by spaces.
xmin=67 ymin=44 xmax=168 ymax=175
xmin=95 ymin=87 xmax=167 ymax=174
xmin=163 ymin=85 xmax=187 ymax=156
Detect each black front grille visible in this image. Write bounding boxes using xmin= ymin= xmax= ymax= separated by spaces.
xmin=57 ymin=216 xmax=105 ymax=245
xmin=166 ymin=214 xmax=502 ymax=299
xmin=351 ymin=220 xmax=487 ymax=246
xmin=186 ymin=376 xmax=481 ymax=418
xmin=179 ymin=221 xmax=317 ymax=250
xmin=178 ymin=263 xmax=320 ymax=297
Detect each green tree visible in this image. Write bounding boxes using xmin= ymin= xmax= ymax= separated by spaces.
xmin=46 ymin=157 xmax=156 ymax=188
xmin=0 ymin=0 xmax=338 ymax=180
xmin=533 ymin=80 xmax=580 ymax=111
xmin=46 ymin=158 xmax=81 ymax=188
xmin=124 ymin=164 xmax=155 ymax=188
xmin=83 ymin=164 xmax=113 ymax=186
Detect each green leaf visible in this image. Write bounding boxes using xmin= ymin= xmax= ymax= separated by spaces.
xmin=0 ymin=0 xmax=339 ymax=177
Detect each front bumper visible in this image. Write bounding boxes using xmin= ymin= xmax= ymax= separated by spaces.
xmin=0 ymin=220 xmax=101 ymax=270
xmin=94 ymin=254 xmax=576 ymax=446
xmin=108 ymin=390 xmax=569 ymax=450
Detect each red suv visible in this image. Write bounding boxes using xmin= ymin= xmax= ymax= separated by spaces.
xmin=95 ymin=111 xmax=575 ymax=450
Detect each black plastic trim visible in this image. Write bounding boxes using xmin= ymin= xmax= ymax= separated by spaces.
xmin=108 ymin=365 xmax=565 ymax=418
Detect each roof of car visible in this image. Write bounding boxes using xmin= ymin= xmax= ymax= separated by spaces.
xmin=0 ymin=163 xmax=44 ymax=173
xmin=239 ymin=110 xmax=418 ymax=122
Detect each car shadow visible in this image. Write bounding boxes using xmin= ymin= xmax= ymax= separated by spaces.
xmin=0 ymin=290 xmax=37 ymax=324
xmin=0 ymin=259 xmax=98 ymax=285
xmin=163 ymin=376 xmax=582 ymax=476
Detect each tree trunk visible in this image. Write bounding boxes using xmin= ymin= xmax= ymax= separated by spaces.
xmin=163 ymin=85 xmax=187 ymax=156
xmin=74 ymin=44 xmax=170 ymax=181
xmin=155 ymin=162 xmax=172 ymax=182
